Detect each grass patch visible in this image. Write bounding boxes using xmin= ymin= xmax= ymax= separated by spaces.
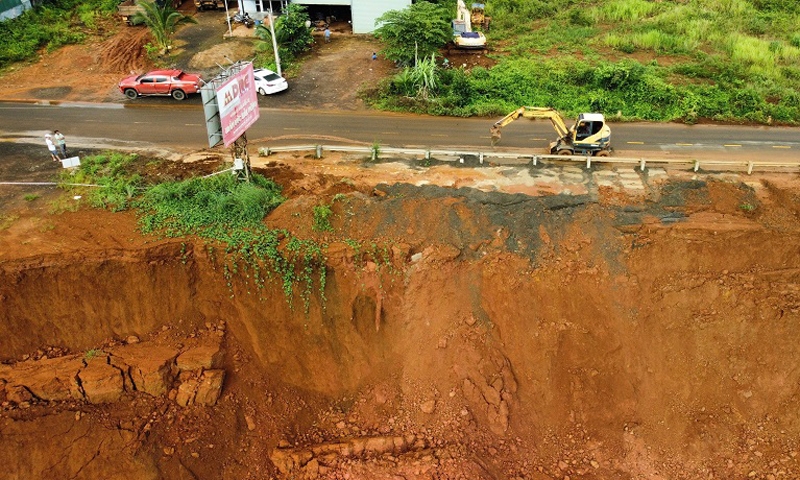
xmin=312 ymin=204 xmax=334 ymax=232
xmin=0 ymin=214 xmax=19 ymax=231
xmin=59 ymin=151 xmax=332 ymax=312
xmin=369 ymin=0 xmax=800 ymax=124
xmin=0 ymin=0 xmax=118 ymax=68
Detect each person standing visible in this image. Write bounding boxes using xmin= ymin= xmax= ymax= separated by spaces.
xmin=45 ymin=134 xmax=59 ymax=162
xmin=323 ymin=27 xmax=331 ymax=43
xmin=53 ymin=130 xmax=67 ymax=158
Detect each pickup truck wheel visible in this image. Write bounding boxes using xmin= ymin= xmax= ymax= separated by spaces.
xmin=124 ymin=89 xmax=138 ymax=100
xmin=171 ymin=90 xmax=186 ymax=101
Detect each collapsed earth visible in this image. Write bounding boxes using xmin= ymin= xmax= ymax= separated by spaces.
xmin=2 ymin=141 xmax=800 ymax=480
xmin=1 ymin=3 xmax=800 ymax=480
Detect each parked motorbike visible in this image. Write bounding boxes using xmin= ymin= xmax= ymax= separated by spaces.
xmin=227 ymin=12 xmax=254 ymax=28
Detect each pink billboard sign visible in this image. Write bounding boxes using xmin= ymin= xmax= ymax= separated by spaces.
xmin=217 ymin=63 xmax=260 ymax=147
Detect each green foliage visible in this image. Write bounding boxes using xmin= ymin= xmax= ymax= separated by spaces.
xmin=23 ymin=194 xmax=39 ymax=201
xmin=255 ymin=3 xmax=313 ymax=67
xmin=312 ymin=204 xmax=334 ymax=232
xmin=752 ymin=0 xmax=800 ymax=13
xmin=132 ymin=1 xmax=197 ymax=54
xmin=137 ymin=173 xmax=284 ymax=236
xmin=367 ymin=0 xmax=800 ymax=124
xmin=59 ymin=152 xmax=142 ymax=211
xmin=374 ymin=1 xmax=452 ymax=66
xmin=62 ymin=151 xmax=334 ymax=310
xmin=0 ymin=0 xmax=117 ymax=67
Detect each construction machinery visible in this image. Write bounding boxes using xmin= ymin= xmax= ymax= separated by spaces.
xmin=453 ymin=0 xmax=486 ymax=50
xmin=490 ymin=106 xmax=612 ymax=156
xmin=470 ymin=3 xmax=490 ymax=31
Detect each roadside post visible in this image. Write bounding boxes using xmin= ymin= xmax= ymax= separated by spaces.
xmin=199 ymin=61 xmax=260 ymax=181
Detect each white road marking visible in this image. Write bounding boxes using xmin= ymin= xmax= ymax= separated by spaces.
xmin=627 ymin=141 xmax=644 ymax=145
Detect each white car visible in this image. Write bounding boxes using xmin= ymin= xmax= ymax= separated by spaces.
xmin=253 ymin=68 xmax=288 ymax=95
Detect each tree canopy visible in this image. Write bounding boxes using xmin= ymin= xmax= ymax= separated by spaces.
xmin=374 ymin=1 xmax=452 ymax=66
xmin=132 ymin=1 xmax=196 ymax=54
xmin=255 ymin=3 xmax=313 ymax=58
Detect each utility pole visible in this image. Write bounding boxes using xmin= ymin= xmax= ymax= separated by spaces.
xmin=268 ymin=5 xmax=281 ymax=76
xmin=224 ymin=0 xmax=232 ymax=36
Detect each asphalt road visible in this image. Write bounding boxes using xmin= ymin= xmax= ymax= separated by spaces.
xmin=0 ymin=101 xmax=798 ymax=160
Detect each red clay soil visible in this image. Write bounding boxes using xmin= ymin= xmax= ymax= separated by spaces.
xmin=2 ymin=140 xmax=800 ymax=479
xmin=2 ymin=12 xmax=800 ymax=480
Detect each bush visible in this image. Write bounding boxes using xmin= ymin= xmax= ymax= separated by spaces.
xmin=0 ymin=0 xmax=115 ymax=67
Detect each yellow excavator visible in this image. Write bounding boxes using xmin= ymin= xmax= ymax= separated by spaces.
xmin=490 ymin=106 xmax=612 ymax=156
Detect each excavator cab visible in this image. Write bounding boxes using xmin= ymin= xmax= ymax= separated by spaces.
xmin=570 ymin=113 xmax=611 ymax=155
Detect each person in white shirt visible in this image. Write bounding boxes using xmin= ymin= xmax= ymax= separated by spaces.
xmin=45 ymin=134 xmax=59 ymax=162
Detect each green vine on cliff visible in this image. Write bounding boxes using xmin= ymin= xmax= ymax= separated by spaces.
xmin=59 ymin=153 xmax=329 ymax=311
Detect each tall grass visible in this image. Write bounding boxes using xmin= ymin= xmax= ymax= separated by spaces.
xmin=591 ymin=0 xmax=661 ymax=23
xmin=370 ymin=0 xmax=800 ymax=124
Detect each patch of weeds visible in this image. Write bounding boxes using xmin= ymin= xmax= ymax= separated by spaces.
xmin=38 ymin=222 xmax=55 ymax=232
xmin=313 ymin=204 xmax=334 ymax=232
xmin=84 ymin=349 xmax=100 ymax=360
xmin=180 ymin=242 xmax=189 ymax=264
xmin=739 ymin=202 xmax=757 ymax=212
xmin=48 ymin=196 xmax=80 ymax=214
xmin=0 ymin=214 xmax=20 ymax=231
xmin=344 ymin=238 xmax=361 ymax=252
xmin=370 ymin=141 xmax=381 ymax=161
xmin=24 ymin=194 xmax=40 ymax=202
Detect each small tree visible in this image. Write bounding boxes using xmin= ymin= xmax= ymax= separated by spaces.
xmin=374 ymin=1 xmax=452 ymax=66
xmin=255 ymin=3 xmax=313 ymax=62
xmin=132 ymin=1 xmax=196 ymax=55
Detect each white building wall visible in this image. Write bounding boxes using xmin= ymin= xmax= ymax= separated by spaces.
xmin=0 ymin=0 xmax=32 ymax=21
xmin=351 ymin=0 xmax=409 ymax=34
xmin=295 ymin=0 xmax=350 ymax=4
xmin=247 ymin=0 xmax=411 ymax=34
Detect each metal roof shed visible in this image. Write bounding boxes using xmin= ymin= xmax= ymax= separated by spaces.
xmin=292 ymin=0 xmax=410 ymax=34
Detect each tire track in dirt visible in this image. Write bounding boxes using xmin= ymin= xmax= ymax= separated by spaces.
xmin=97 ymin=28 xmax=152 ymax=74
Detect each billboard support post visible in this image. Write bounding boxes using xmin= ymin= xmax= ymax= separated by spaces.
xmin=231 ymin=133 xmax=251 ymax=182
xmin=199 ymin=61 xmax=260 ymax=182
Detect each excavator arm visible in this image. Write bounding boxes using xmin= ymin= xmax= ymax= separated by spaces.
xmin=490 ymin=106 xmax=571 ymax=146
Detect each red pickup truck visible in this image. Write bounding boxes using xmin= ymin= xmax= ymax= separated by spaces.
xmin=118 ymin=70 xmax=203 ymax=101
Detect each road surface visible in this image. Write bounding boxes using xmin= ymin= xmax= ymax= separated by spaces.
xmin=0 ymin=101 xmax=797 ymax=160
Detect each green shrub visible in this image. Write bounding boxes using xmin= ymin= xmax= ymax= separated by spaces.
xmin=312 ymin=204 xmax=334 ymax=232
xmin=0 ymin=0 xmax=115 ymax=67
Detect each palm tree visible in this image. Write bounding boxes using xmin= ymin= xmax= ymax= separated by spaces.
xmin=132 ymin=1 xmax=197 ymax=55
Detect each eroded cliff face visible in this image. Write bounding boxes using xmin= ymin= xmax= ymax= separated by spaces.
xmin=1 ymin=176 xmax=800 ymax=480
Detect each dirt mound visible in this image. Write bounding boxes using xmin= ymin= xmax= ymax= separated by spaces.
xmin=2 ymin=144 xmax=800 ymax=479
